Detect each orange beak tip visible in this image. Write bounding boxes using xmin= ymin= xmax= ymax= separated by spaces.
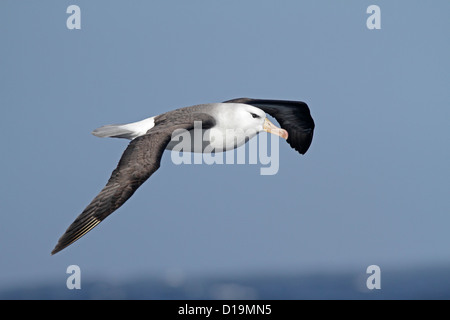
xmin=263 ymin=118 xmax=288 ymax=140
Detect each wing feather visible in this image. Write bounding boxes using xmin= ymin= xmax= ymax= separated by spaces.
xmin=51 ymin=113 xmax=215 ymax=254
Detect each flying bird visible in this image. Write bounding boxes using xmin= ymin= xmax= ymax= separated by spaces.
xmin=51 ymin=98 xmax=315 ymax=254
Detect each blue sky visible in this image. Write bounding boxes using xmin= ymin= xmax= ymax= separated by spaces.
xmin=1 ymin=1 xmax=449 ymax=291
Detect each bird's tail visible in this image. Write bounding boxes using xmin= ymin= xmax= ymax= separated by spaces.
xmin=92 ymin=116 xmax=155 ymax=140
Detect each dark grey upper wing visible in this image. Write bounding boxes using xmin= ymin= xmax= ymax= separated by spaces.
xmin=51 ymin=113 xmax=215 ymax=255
xmin=224 ymin=98 xmax=315 ymax=155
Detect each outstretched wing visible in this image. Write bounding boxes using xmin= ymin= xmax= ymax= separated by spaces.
xmin=224 ymin=98 xmax=315 ymax=155
xmin=51 ymin=113 xmax=215 ymax=255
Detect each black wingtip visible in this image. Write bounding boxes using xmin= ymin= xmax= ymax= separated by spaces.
xmin=289 ymin=128 xmax=314 ymax=155
xmin=51 ymin=243 xmax=66 ymax=255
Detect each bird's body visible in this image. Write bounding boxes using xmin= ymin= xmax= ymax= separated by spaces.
xmin=93 ymin=103 xmax=274 ymax=153
xmin=51 ymin=98 xmax=315 ymax=254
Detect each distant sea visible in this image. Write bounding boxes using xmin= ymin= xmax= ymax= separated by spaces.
xmin=1 ymin=265 xmax=450 ymax=300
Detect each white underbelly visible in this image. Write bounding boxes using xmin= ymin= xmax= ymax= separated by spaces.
xmin=166 ymin=127 xmax=258 ymax=153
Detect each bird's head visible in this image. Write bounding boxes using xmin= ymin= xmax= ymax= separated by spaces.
xmin=232 ymin=104 xmax=288 ymax=139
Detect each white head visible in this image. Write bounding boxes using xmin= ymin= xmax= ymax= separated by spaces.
xmin=216 ymin=103 xmax=287 ymax=135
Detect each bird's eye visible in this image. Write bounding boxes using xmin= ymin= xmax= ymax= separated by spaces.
xmin=250 ymin=113 xmax=260 ymax=119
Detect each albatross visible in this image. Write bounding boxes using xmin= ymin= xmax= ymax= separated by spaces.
xmin=51 ymin=98 xmax=315 ymax=254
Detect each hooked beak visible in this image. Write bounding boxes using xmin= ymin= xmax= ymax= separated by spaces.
xmin=263 ymin=118 xmax=288 ymax=140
